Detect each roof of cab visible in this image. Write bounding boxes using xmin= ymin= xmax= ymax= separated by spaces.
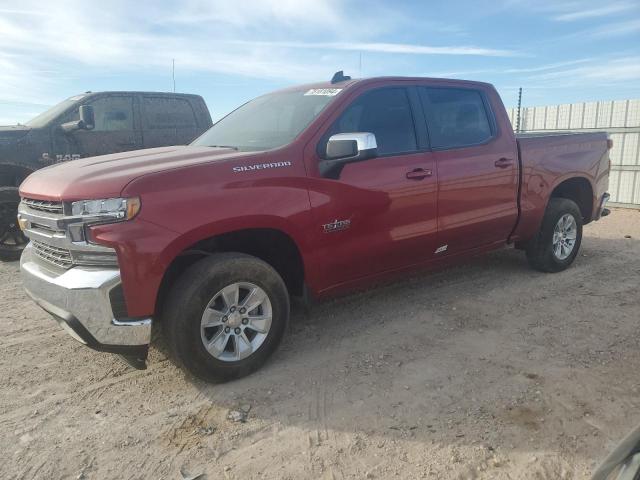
xmin=78 ymin=91 xmax=204 ymax=98
xmin=275 ymin=76 xmax=494 ymax=94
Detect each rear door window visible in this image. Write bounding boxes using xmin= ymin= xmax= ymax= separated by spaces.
xmin=419 ymin=87 xmax=493 ymax=149
xmin=326 ymin=87 xmax=418 ymax=156
xmin=142 ymin=97 xmax=197 ymax=129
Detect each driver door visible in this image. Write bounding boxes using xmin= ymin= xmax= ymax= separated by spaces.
xmin=52 ymin=94 xmax=141 ymax=160
xmin=306 ymin=86 xmax=439 ymax=288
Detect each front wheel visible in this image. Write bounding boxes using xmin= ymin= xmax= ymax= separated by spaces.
xmin=526 ymin=197 xmax=583 ymax=273
xmin=0 ymin=186 xmax=28 ymax=262
xmin=162 ymin=252 xmax=289 ymax=383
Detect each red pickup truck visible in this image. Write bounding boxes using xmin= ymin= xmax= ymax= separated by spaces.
xmin=18 ymin=74 xmax=611 ymax=382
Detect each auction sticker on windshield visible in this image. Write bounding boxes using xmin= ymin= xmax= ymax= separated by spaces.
xmin=304 ymin=88 xmax=342 ymax=96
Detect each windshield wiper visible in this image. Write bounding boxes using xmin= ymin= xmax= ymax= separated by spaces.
xmin=208 ymin=145 xmax=239 ymax=151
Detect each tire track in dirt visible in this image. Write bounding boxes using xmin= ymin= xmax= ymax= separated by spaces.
xmin=1 ymin=328 xmax=65 ymax=348
xmin=0 ymin=359 xmax=174 ymax=426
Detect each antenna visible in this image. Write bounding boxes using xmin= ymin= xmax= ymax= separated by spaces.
xmin=516 ymin=87 xmax=522 ymax=133
xmin=172 ymin=59 xmax=176 ymax=93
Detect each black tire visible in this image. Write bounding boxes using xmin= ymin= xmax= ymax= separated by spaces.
xmin=162 ymin=252 xmax=290 ymax=383
xmin=525 ymin=197 xmax=583 ymax=273
xmin=0 ymin=186 xmax=28 ymax=262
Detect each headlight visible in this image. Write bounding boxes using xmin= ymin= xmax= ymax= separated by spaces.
xmin=71 ymin=197 xmax=141 ymax=221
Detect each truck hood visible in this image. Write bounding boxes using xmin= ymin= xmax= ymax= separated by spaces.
xmin=19 ymin=145 xmax=257 ymax=201
xmin=0 ymin=124 xmax=32 ymax=143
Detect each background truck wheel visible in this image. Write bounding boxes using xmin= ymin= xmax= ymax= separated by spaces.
xmin=162 ymin=252 xmax=290 ymax=383
xmin=526 ymin=197 xmax=583 ymax=273
xmin=0 ymin=186 xmax=28 ymax=262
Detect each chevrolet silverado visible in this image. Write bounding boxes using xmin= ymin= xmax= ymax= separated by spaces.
xmin=18 ymin=74 xmax=611 ymax=382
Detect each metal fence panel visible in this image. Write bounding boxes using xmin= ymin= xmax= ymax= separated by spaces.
xmin=508 ymin=99 xmax=640 ymax=208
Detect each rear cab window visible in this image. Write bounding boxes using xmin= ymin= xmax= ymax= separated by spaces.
xmin=419 ymin=87 xmax=494 ymax=150
xmin=142 ymin=97 xmax=197 ymax=129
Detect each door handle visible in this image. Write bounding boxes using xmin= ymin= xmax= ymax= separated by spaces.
xmin=495 ymin=158 xmax=513 ymax=169
xmin=406 ymin=168 xmax=432 ymax=180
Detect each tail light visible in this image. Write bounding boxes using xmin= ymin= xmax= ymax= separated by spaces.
xmin=607 ymin=138 xmax=614 ymax=150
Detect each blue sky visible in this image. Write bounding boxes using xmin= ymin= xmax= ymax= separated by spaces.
xmin=1 ymin=0 xmax=639 ymax=124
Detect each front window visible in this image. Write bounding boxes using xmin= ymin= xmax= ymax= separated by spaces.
xmin=61 ymin=96 xmax=135 ymax=132
xmin=321 ymin=87 xmax=418 ymax=157
xmin=25 ymin=94 xmax=88 ymax=128
xmin=192 ymin=89 xmax=339 ymax=152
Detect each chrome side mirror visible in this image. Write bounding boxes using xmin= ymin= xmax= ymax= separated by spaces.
xmin=319 ymin=132 xmax=377 ymax=179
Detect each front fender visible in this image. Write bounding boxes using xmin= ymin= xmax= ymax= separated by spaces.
xmin=92 ymin=214 xmax=316 ymax=318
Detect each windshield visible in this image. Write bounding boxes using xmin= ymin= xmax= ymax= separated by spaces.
xmin=192 ymin=89 xmax=339 ymax=151
xmin=25 ymin=94 xmax=87 ymax=128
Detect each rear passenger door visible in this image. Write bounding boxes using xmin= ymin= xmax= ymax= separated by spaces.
xmin=419 ymin=86 xmax=518 ymax=254
xmin=140 ymin=96 xmax=201 ymax=147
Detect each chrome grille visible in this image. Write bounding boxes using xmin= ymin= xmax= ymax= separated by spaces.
xmin=22 ymin=198 xmax=64 ymax=214
xmin=32 ymin=240 xmax=73 ymax=269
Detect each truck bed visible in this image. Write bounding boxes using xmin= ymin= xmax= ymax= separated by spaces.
xmin=512 ymin=130 xmax=610 ymax=242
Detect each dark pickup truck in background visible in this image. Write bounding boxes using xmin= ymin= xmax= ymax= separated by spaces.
xmin=0 ymin=91 xmax=212 ymax=260
xmin=17 ymin=75 xmax=611 ymax=382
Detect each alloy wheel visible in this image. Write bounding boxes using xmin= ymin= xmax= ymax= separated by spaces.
xmin=200 ymin=282 xmax=273 ymax=362
xmin=552 ymin=213 xmax=577 ymax=260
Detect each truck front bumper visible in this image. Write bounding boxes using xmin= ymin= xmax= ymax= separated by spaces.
xmin=20 ymin=244 xmax=151 ymax=364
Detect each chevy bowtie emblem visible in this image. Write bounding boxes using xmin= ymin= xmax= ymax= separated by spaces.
xmin=323 ymin=219 xmax=351 ymax=233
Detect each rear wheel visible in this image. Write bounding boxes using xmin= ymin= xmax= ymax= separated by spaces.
xmin=0 ymin=187 xmax=28 ymax=262
xmin=162 ymin=252 xmax=289 ymax=383
xmin=526 ymin=197 xmax=583 ymax=273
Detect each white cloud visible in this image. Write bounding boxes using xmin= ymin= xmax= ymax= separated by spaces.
xmin=427 ymin=58 xmax=593 ymax=78
xmin=0 ymin=0 xmax=347 ymax=106
xmin=0 ymin=7 xmax=46 ymax=15
xmin=0 ymin=0 xmax=518 ymax=111
xmin=231 ymin=40 xmax=518 ymax=57
xmin=153 ymin=0 xmax=346 ymax=29
xmin=590 ymin=19 xmax=640 ymax=37
xmin=502 ymin=0 xmax=638 ymax=23
xmin=553 ymin=3 xmax=636 ymax=21
xmin=527 ymin=56 xmax=640 ymax=85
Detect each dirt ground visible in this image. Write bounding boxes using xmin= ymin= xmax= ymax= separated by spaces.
xmin=1 ymin=209 xmax=639 ymax=480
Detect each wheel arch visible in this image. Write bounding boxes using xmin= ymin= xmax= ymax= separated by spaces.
xmin=155 ymin=226 xmax=306 ymax=316
xmin=0 ymin=162 xmax=37 ymax=187
xmin=514 ymin=173 xmax=595 ymax=248
xmin=549 ymin=175 xmax=594 ymax=224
